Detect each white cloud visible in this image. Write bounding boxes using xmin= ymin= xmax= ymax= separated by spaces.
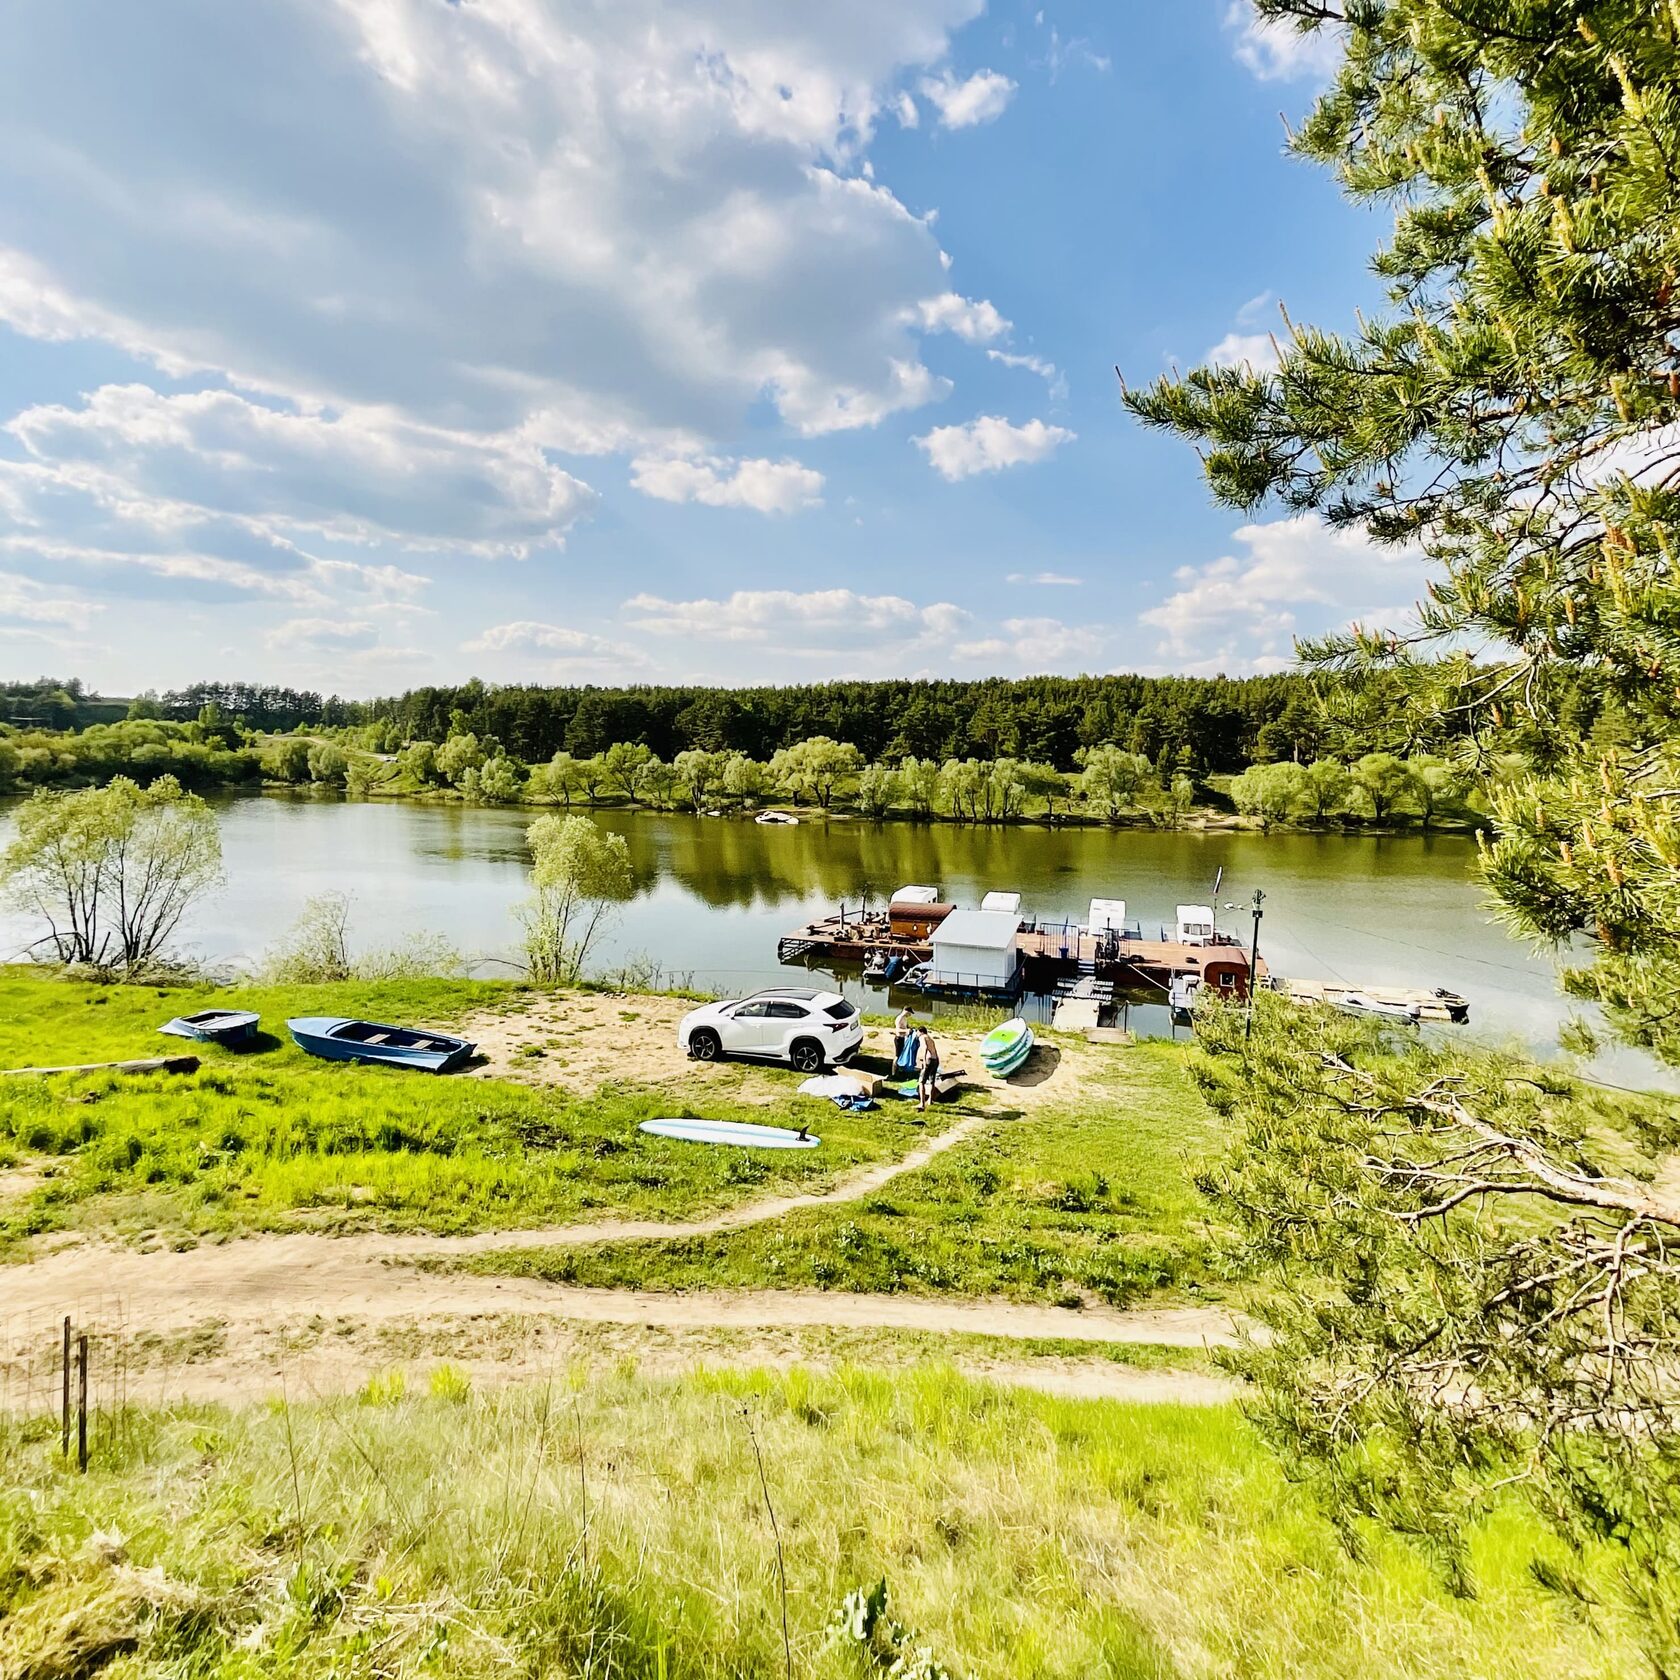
xmin=1140 ymin=515 xmax=1424 ymax=674
xmin=0 ymin=570 xmax=102 ymax=631
xmin=915 ymin=415 xmax=1074 ymax=480
xmin=9 ymin=385 xmax=594 ymax=556
xmin=986 ymin=347 xmax=1067 ymax=399
xmin=955 ymin=616 xmax=1103 ymax=668
xmin=0 ymin=3 xmax=992 ymax=459
xmin=919 ymin=68 xmax=1017 ymax=128
xmin=266 ymin=617 xmax=381 ymax=652
xmin=461 ymin=620 xmax=646 ymax=673
xmin=630 ymin=453 xmax=824 ymax=515
xmin=895 ymin=91 xmax=921 ymax=128
xmin=1223 ymin=3 xmax=1343 ymax=82
xmin=1006 ymin=570 xmax=1082 ymax=586
xmin=623 ymin=588 xmax=965 ymax=651
xmin=1203 ymin=331 xmax=1281 ymax=373
xmin=915 ymin=292 xmax=1011 ymax=343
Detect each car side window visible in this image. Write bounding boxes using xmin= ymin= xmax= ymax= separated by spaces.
xmin=733 ymin=1001 xmax=769 ymax=1018
xmin=767 ymin=1002 xmax=808 ymax=1019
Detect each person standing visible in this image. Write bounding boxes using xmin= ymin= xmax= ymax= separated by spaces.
xmin=916 ymin=1027 xmax=941 ymax=1112
xmin=893 ymin=1005 xmax=916 ymax=1073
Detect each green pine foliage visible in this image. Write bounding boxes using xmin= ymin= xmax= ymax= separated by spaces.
xmin=1128 ymin=0 xmax=1680 ymax=1066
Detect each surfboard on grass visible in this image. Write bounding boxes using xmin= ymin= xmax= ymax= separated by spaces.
xmin=980 ymin=1018 xmax=1034 ymax=1076
xmin=639 ymin=1117 xmax=819 ymax=1149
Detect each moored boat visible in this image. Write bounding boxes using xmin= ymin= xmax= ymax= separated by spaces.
xmin=159 ymin=1009 xmax=260 ymax=1047
xmin=1334 ymin=991 xmax=1422 ymax=1024
xmin=287 ymin=1016 xmax=476 ymax=1072
xmin=754 ymin=810 xmax=800 ymax=825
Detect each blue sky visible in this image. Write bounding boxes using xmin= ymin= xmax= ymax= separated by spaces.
xmin=0 ymin=0 xmax=1423 ymax=697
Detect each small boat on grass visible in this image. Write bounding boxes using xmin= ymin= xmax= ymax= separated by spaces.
xmin=980 ymin=1017 xmax=1034 ymax=1077
xmin=159 ymin=1009 xmax=260 ymax=1047
xmin=287 ymin=1016 xmax=476 ymax=1072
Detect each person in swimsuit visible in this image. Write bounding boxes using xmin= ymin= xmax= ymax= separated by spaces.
xmin=917 ymin=1028 xmax=941 ymax=1112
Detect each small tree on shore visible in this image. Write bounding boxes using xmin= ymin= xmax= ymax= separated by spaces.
xmin=1 ymin=775 xmax=222 ymax=973
xmin=520 ymin=814 xmax=634 ymax=985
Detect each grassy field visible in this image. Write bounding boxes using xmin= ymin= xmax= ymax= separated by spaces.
xmin=0 ymin=1365 xmax=1637 ymax=1680
xmin=453 ymin=1040 xmax=1227 ymax=1307
xmin=0 ymin=972 xmax=946 ymax=1252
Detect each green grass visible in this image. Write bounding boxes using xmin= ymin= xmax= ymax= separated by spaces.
xmin=0 ymin=971 xmax=949 ymax=1251
xmin=0 ymin=1368 xmax=1637 ymax=1679
xmin=455 ymin=1041 xmax=1228 ymax=1307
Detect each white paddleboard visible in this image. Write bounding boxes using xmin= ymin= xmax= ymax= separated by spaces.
xmin=639 ymin=1118 xmax=820 ymax=1149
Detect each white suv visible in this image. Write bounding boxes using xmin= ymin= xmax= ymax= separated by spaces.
xmin=677 ymin=987 xmax=863 ymax=1073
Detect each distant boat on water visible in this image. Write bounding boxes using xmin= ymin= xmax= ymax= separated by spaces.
xmin=755 ymin=810 xmax=800 ymax=825
xmin=287 ymin=1016 xmax=476 ymax=1072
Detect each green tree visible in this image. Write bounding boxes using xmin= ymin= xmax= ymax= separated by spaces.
xmin=262 ymin=737 xmax=311 ymax=783
xmin=673 ymin=748 xmax=726 ymax=813
xmin=1128 ymin=1 xmax=1680 ymax=1656
xmin=1019 ymin=761 xmax=1071 ymax=820
xmin=436 ymin=733 xmax=485 ymax=786
xmin=344 ymin=760 xmax=375 ymax=799
xmin=520 ymin=814 xmax=634 ymax=985
xmin=1299 ymin=759 xmax=1354 ymax=822
xmin=475 ymin=754 xmax=523 ymax=804
xmin=897 ymin=756 xmax=941 ymax=817
xmin=768 ymin=737 xmax=862 ymax=810
xmin=1351 ymin=752 xmax=1416 ymax=824
xmin=854 ymin=763 xmax=899 ymax=819
xmin=631 ymin=756 xmax=677 ymax=810
xmin=937 ymin=757 xmax=986 ymax=822
xmin=601 ymin=740 xmax=654 ymax=798
xmin=721 ymin=752 xmax=768 ymax=807
xmin=306 ymin=742 xmax=349 ymax=787
xmin=1230 ymin=762 xmax=1308 ymax=825
xmin=398 ymin=740 xmax=440 ymax=786
xmin=0 ymin=775 xmax=222 ymax=972
xmin=1076 ymin=745 xmax=1152 ymax=822
xmin=988 ymin=757 xmax=1025 ymax=821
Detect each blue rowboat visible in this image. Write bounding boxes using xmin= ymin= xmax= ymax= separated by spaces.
xmin=287 ymin=1016 xmax=476 ymax=1073
xmin=159 ymin=1009 xmax=260 ymax=1047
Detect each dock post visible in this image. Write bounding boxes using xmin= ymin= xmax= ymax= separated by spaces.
xmin=1244 ymin=890 xmax=1265 ymax=1042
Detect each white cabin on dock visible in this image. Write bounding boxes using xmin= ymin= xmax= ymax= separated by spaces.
xmin=928 ymin=910 xmax=1022 ymax=991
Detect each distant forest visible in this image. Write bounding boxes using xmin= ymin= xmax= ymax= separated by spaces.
xmin=4 ymin=673 xmax=1339 ymax=774
xmin=4 ymin=667 xmax=1628 ymax=775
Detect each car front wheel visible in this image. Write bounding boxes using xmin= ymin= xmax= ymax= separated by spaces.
xmin=689 ymin=1028 xmax=722 ymax=1062
xmin=788 ymin=1038 xmax=824 ymax=1074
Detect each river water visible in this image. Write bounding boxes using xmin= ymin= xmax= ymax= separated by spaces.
xmin=0 ymin=791 xmax=1669 ymax=1090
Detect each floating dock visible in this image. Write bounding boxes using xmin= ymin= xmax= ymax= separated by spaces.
xmin=778 ymin=907 xmax=1266 ymax=1000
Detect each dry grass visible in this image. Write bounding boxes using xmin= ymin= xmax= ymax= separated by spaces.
xmin=0 ymin=1367 xmax=1640 ymax=1679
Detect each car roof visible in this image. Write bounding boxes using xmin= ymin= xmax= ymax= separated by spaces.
xmin=749 ymin=986 xmax=847 ymax=1005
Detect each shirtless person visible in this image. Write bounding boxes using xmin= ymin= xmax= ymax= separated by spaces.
xmin=916 ymin=1027 xmax=941 ymax=1112
xmin=893 ymin=1005 xmax=916 ymax=1072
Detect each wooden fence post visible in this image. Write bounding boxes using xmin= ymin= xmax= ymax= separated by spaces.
xmin=61 ymin=1317 xmax=71 ymax=1459
xmin=76 ymin=1333 xmax=89 ymax=1473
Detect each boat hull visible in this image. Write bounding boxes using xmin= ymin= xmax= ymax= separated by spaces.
xmin=286 ymin=1016 xmax=476 ymax=1073
xmin=159 ymin=1010 xmax=260 ymax=1046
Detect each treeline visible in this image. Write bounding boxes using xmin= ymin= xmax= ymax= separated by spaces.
xmin=365 ymin=674 xmax=1327 ymax=773
xmin=0 ymin=718 xmax=261 ymax=792
xmin=1230 ymin=756 xmax=1480 ymax=829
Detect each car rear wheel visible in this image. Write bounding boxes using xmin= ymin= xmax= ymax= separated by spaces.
xmin=689 ymin=1028 xmax=722 ymax=1062
xmin=789 ymin=1038 xmax=824 ymax=1074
